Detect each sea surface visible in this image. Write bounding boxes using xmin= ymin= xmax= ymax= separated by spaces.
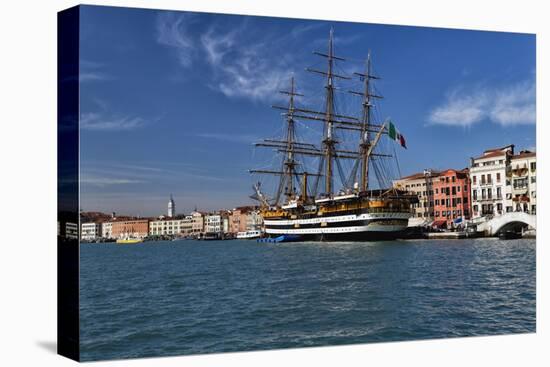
xmin=80 ymin=238 xmax=536 ymax=361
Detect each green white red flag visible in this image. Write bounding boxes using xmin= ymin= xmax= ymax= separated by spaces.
xmin=388 ymin=121 xmax=407 ymax=149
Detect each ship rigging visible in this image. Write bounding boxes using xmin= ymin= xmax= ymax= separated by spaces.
xmin=249 ymin=28 xmax=417 ymax=241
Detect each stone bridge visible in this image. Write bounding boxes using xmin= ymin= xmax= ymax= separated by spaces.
xmin=476 ymin=212 xmax=536 ymax=236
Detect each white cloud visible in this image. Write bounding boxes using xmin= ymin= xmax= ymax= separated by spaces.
xmin=80 ymin=176 xmax=145 ymax=187
xmin=490 ymin=81 xmax=536 ymax=126
xmin=79 ymin=72 xmax=112 ymax=82
xmin=429 ymin=80 xmax=536 ymax=127
xmin=194 ymin=132 xmax=260 ymax=144
xmin=80 ymin=112 xmax=146 ymax=131
xmin=79 ymin=59 xmax=112 ymax=83
xmin=156 ymin=13 xmax=296 ymax=102
xmin=156 ymin=12 xmax=195 ymax=67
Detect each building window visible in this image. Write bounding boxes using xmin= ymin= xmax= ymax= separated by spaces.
xmin=497 ymin=203 xmax=502 ymax=213
xmin=482 ymin=189 xmax=486 ymax=200
xmin=473 ymin=205 xmax=478 ymax=213
xmin=442 ymin=211 xmax=446 ymax=217
xmin=531 ymin=190 xmax=536 ymax=198
xmin=530 ymin=162 xmax=536 ymax=171
xmin=513 ymin=178 xmax=528 ymax=189
xmin=473 ymin=175 xmax=477 ymax=184
xmin=435 ymin=188 xmax=439 ymax=194
xmin=464 ymin=197 xmax=468 ymax=204
xmin=496 ymin=172 xmax=501 ymax=183
xmin=531 ymin=176 xmax=536 ymax=183
xmin=506 ymin=206 xmax=513 ymax=213
xmin=435 ymin=211 xmax=440 ymax=217
xmin=473 ymin=190 xmax=477 ymax=200
xmin=532 ymin=205 xmax=536 ymax=214
xmin=481 ymin=174 xmax=486 ymax=184
xmin=457 ymin=185 xmax=461 ymax=193
xmin=487 ymin=188 xmax=492 ymax=199
xmin=452 ymin=176 xmax=456 ymax=183
xmin=497 ymin=187 xmax=502 ymax=199
xmin=487 ymin=174 xmax=492 ymax=184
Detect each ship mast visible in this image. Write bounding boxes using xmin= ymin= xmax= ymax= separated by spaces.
xmin=250 ymin=78 xmax=321 ymax=206
xmin=349 ymin=51 xmax=387 ymax=192
xmin=306 ymin=28 xmax=352 ymax=197
xmin=351 ymin=52 xmax=383 ymax=192
xmin=323 ymin=28 xmax=336 ymax=196
xmin=281 ymin=77 xmax=299 ymax=201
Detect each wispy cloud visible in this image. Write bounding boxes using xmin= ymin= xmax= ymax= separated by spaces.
xmin=80 ymin=112 xmax=147 ymax=131
xmin=155 ymin=13 xmax=307 ymax=102
xmin=80 ymin=176 xmax=145 ymax=187
xmin=428 ymin=79 xmax=535 ymax=127
xmin=156 ymin=12 xmax=195 ymax=67
xmin=193 ymin=132 xmax=260 ymax=144
xmin=79 ymin=59 xmax=113 ymax=83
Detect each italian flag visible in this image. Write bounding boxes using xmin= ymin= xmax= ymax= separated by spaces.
xmin=388 ymin=121 xmax=407 ymax=149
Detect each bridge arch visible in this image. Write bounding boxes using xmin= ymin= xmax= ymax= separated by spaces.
xmin=477 ymin=212 xmax=536 ymax=236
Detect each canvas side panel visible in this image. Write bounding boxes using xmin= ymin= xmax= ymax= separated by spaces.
xmin=57 ymin=5 xmax=80 ymax=362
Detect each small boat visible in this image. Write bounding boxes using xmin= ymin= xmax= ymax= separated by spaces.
xmin=236 ymin=230 xmax=262 ymax=239
xmin=116 ymin=237 xmax=143 ymax=244
xmin=498 ymin=231 xmax=522 ymax=240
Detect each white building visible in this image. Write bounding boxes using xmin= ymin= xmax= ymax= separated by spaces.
xmin=149 ymin=216 xmax=193 ymax=237
xmin=470 ymin=145 xmax=514 ymax=218
xmin=510 ymin=151 xmax=536 ymax=214
xmin=205 ymin=214 xmax=222 ymax=234
xmin=101 ymin=222 xmax=113 ymax=239
xmin=168 ymin=194 xmax=175 ymax=218
xmin=191 ymin=211 xmax=205 ymax=236
xmin=246 ymin=210 xmax=263 ymax=231
xmin=81 ymin=222 xmax=101 ymax=241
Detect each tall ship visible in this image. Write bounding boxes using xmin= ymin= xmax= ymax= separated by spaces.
xmin=249 ymin=29 xmax=418 ymax=241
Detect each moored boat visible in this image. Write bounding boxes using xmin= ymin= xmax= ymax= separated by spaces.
xmin=116 ymin=237 xmax=143 ymax=244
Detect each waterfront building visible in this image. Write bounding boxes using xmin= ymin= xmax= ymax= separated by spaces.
xmin=168 ymin=194 xmax=175 ymax=218
xmin=204 ymin=213 xmax=223 ymax=235
xmin=470 ymin=145 xmax=514 ymax=218
xmin=101 ymin=222 xmax=113 ymax=239
xmin=81 ymin=222 xmax=101 ymax=241
xmin=111 ymin=219 xmax=149 ymax=239
xmin=393 ymin=169 xmax=440 ymax=225
xmin=229 ymin=206 xmax=254 ymax=234
xmin=149 ymin=215 xmax=194 ymax=237
xmin=191 ymin=211 xmax=205 ymax=236
xmin=510 ymin=150 xmax=536 ymax=214
xmin=432 ymin=169 xmax=471 ymax=228
xmin=246 ymin=210 xmax=263 ymax=231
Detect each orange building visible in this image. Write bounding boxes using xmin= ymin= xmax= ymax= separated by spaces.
xmin=111 ymin=219 xmax=150 ymax=239
xmin=433 ymin=169 xmax=471 ymax=228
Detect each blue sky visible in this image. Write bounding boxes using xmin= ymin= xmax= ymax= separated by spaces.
xmin=78 ymin=5 xmax=536 ymax=217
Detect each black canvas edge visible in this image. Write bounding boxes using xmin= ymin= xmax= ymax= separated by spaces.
xmin=57 ymin=5 xmax=81 ymax=362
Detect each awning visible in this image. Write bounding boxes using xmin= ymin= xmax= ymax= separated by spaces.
xmin=432 ymin=220 xmax=447 ymax=228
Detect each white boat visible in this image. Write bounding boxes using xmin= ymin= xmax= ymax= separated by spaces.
xmin=236 ymin=230 xmax=262 ymax=239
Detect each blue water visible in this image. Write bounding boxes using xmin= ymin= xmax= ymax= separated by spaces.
xmin=80 ymin=238 xmax=535 ymax=361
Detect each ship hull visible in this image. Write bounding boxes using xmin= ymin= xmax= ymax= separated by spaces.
xmin=263 ymin=211 xmax=411 ymax=242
